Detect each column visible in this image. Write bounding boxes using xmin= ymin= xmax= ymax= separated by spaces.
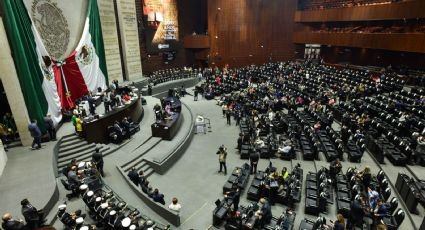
xmin=0 ymin=18 xmax=33 ymax=146
xmin=98 ymin=0 xmax=124 ymax=82
xmin=116 ymin=0 xmax=143 ymax=81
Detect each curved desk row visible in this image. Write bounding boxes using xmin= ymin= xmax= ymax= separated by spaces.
xmin=84 ymin=98 xmax=144 ymax=144
xmin=151 ymin=112 xmax=182 ymax=141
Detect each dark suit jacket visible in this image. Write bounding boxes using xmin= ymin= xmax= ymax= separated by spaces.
xmin=127 ymin=170 xmax=139 ymax=186
xmin=22 ymin=205 xmax=39 ymax=222
xmin=59 ymin=212 xmax=76 ymax=227
xmin=2 ymin=220 xmax=25 ymax=230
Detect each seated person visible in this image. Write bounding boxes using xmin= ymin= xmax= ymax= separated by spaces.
xmin=278 ymin=140 xmax=293 ymax=158
xmin=152 ymin=189 xmax=165 ymax=205
xmin=313 ymin=121 xmax=321 ymax=131
xmin=280 ymin=167 xmax=290 ymax=183
xmin=57 ymin=204 xmax=86 ymax=229
xmin=141 ymin=180 xmax=150 ymax=193
xmin=168 ymin=197 xmax=182 ymax=213
xmin=255 ymin=138 xmax=266 ymax=149
xmin=113 ymin=121 xmax=127 ymax=139
xmin=122 ymin=93 xmax=131 ymax=103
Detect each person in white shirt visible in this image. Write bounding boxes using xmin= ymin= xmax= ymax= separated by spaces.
xmin=168 ymin=197 xmax=181 ymax=213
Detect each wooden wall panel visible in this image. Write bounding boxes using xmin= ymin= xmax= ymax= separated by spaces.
xmin=183 ymin=35 xmax=210 ymax=49
xmin=208 ymin=0 xmax=297 ymax=68
xmin=293 ymin=32 xmax=425 ymax=53
xmin=321 ymin=46 xmax=425 ymax=70
xmin=294 ymin=0 xmax=425 ymax=22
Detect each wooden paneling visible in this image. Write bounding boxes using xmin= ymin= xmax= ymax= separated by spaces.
xmin=293 ymin=32 xmax=425 ymax=53
xmin=208 ymin=0 xmax=297 ymax=68
xmin=294 ymin=0 xmax=425 ymax=22
xmin=183 ymin=35 xmax=210 ymax=48
xmin=320 ymin=46 xmax=425 ymax=70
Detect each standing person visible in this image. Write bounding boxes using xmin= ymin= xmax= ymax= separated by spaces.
xmin=194 ymin=88 xmax=199 ymax=101
xmin=127 ymin=167 xmax=139 ymax=186
xmin=71 ymin=110 xmax=78 ymax=132
xmin=226 ymin=109 xmax=232 ymax=125
xmin=28 ymin=119 xmax=41 ymax=150
xmin=216 ymin=145 xmax=227 ymax=175
xmin=88 ymin=93 xmax=96 ymax=115
xmin=21 ymin=199 xmax=44 ymax=230
xmin=249 ymin=151 xmax=259 ymax=174
xmin=75 ymin=115 xmax=83 ymax=137
xmin=329 ymin=158 xmax=342 ymax=180
xmin=374 ymin=199 xmax=388 ymax=230
xmin=103 ymin=90 xmax=111 ymax=113
xmin=331 ymin=214 xmax=345 ymax=230
xmin=44 ymin=114 xmax=56 ymax=141
xmin=235 ymin=110 xmax=241 ymax=126
xmin=92 ymin=148 xmax=104 ymax=177
xmin=222 ymin=104 xmax=228 ymax=117
xmin=347 ymin=196 xmax=366 ymax=230
xmin=225 ymin=187 xmax=240 ymax=211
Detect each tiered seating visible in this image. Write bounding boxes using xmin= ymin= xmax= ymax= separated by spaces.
xmin=304 ymin=167 xmax=332 ymax=215
xmin=222 ymin=164 xmax=251 ymax=194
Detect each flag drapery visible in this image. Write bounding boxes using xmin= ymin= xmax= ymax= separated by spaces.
xmin=2 ymin=0 xmax=108 ymax=131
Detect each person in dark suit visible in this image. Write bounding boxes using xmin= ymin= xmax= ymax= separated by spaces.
xmin=226 ymin=188 xmax=240 ymax=211
xmin=138 ymin=170 xmax=145 ymax=186
xmin=127 ymin=167 xmax=139 ymax=186
xmin=88 ymin=93 xmax=96 ymax=115
xmin=226 ymin=109 xmax=232 ymax=125
xmin=44 ymin=114 xmax=56 ymax=140
xmin=194 ymin=88 xmax=199 ymax=101
xmin=1 ymin=213 xmax=25 ymax=230
xmin=373 ymin=199 xmax=388 ymax=229
xmin=347 ymin=196 xmax=366 ymax=230
xmin=249 ymin=151 xmax=260 ymax=174
xmin=92 ymin=148 xmax=104 ymax=177
xmin=56 ymin=204 xmax=85 ymax=229
xmin=21 ymin=199 xmax=43 ymax=230
xmin=28 ymin=119 xmax=41 ymax=150
xmin=258 ymin=198 xmax=272 ymax=227
xmin=152 ymin=189 xmax=165 ymax=205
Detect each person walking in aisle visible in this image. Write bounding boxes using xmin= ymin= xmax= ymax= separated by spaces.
xmin=28 ymin=119 xmax=41 ymax=150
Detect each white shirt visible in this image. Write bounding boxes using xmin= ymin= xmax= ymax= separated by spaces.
xmin=169 ymin=203 xmax=181 ymax=212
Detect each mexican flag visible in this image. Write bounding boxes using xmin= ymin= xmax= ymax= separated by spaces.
xmin=2 ymin=0 xmax=108 ymax=131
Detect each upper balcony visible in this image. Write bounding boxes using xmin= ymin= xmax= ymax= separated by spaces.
xmin=295 ymin=0 xmax=425 ymax=22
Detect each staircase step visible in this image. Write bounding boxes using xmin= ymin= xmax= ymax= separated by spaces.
xmin=121 ymin=137 xmax=162 ymax=170
xmin=57 ymin=146 xmax=110 ymax=169
xmin=59 ymin=138 xmax=87 ymax=149
xmin=136 ymin=161 xmax=150 ymax=172
xmin=60 ymin=134 xmax=81 ymax=143
xmin=7 ymin=140 xmax=22 ymax=148
xmin=144 ymin=168 xmax=155 ymax=178
xmin=58 ymin=145 xmax=108 ymax=164
xmin=58 ymin=143 xmax=97 ymax=158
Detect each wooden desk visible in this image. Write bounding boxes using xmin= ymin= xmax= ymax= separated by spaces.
xmin=84 ymin=98 xmax=144 ymax=144
xmin=151 ymin=112 xmax=182 ymax=140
